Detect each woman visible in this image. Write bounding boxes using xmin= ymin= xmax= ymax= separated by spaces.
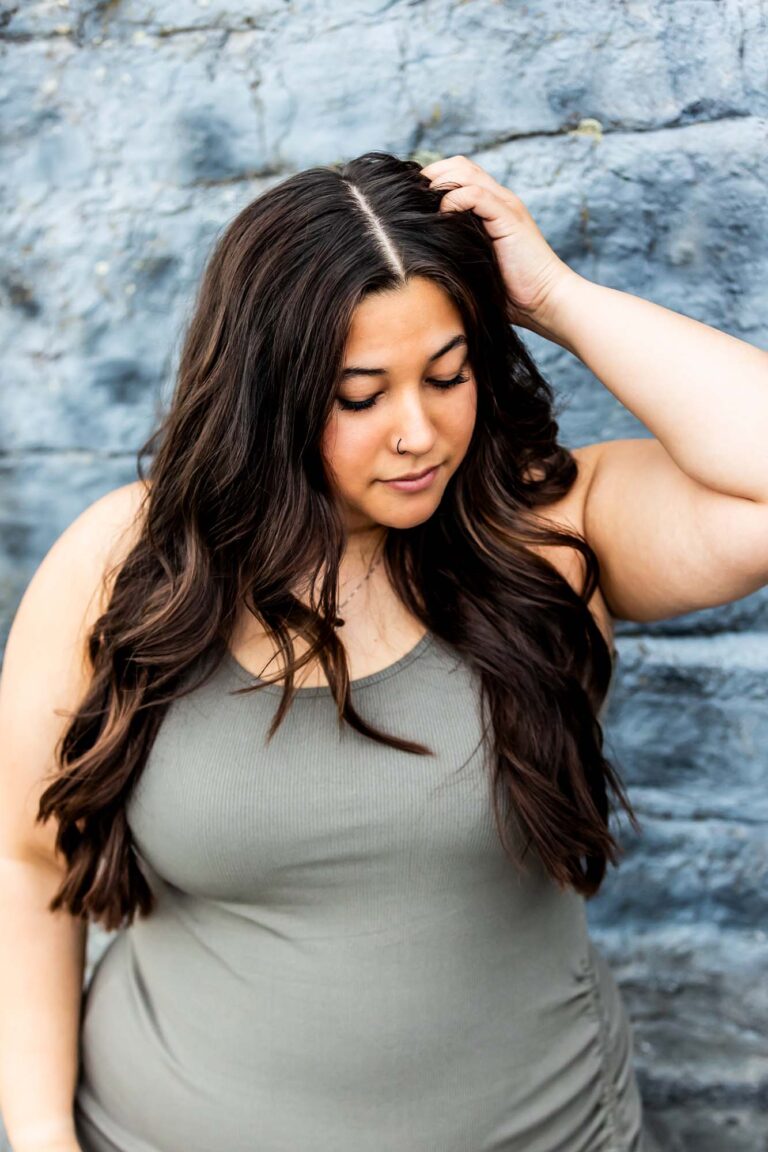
xmin=2 ymin=151 xmax=767 ymax=1152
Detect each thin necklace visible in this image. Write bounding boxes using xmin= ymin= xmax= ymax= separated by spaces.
xmin=334 ymin=543 xmax=384 ymax=628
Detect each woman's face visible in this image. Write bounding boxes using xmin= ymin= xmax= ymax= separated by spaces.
xmin=321 ymin=276 xmax=478 ymax=533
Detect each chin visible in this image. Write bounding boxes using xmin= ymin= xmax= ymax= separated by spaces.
xmin=371 ymin=499 xmax=442 ymax=529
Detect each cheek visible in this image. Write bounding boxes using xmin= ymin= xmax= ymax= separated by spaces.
xmin=322 ymin=415 xmax=380 ymax=486
xmin=446 ymin=383 xmax=477 ymax=443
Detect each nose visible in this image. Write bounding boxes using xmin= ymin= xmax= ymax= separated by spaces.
xmin=390 ymin=391 xmax=438 ymax=456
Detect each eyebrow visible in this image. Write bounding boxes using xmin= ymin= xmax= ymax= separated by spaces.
xmin=340 ymin=334 xmax=468 ymax=380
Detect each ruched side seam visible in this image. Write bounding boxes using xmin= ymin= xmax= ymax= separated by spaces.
xmin=575 ymin=951 xmax=625 ymax=1152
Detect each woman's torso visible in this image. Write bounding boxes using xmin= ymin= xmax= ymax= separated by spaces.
xmin=74 ymin=626 xmax=648 ymax=1152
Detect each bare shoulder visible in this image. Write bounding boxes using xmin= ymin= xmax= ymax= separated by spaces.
xmin=37 ymin=478 xmax=152 ymax=619
xmin=80 ymin=478 xmax=151 ymax=572
xmin=106 ymin=479 xmax=150 ymax=565
xmin=10 ymin=477 xmax=151 ymax=643
xmin=522 ymin=443 xmax=614 ymax=652
xmin=0 ymin=478 xmax=151 ymax=867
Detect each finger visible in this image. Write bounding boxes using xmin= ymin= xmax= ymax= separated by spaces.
xmin=433 ymin=171 xmax=526 ymax=223
xmin=421 ymin=158 xmax=487 ymax=186
xmin=438 ymin=183 xmax=520 ymax=241
xmin=431 ymin=173 xmax=521 ymax=212
xmin=423 ymin=161 xmax=521 ymax=209
xmin=420 ymin=154 xmax=473 ymax=179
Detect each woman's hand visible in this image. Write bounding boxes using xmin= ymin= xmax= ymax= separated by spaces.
xmin=419 ymin=154 xmax=581 ymax=340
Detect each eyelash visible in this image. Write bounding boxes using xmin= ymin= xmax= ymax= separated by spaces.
xmin=336 ymin=372 xmax=470 ymax=413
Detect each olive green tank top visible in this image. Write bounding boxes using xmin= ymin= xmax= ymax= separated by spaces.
xmin=75 ymin=629 xmax=656 ymax=1152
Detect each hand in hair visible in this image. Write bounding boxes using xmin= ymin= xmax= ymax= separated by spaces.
xmin=420 ymin=154 xmax=578 ymax=339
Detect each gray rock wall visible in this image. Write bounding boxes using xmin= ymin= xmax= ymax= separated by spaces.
xmin=1 ymin=1 xmax=767 ymax=1149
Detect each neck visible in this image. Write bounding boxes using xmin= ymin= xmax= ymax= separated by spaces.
xmin=291 ymin=526 xmax=388 ymax=609
xmin=344 ymin=524 xmax=387 ymax=569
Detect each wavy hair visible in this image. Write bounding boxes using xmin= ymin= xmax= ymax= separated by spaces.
xmin=38 ymin=150 xmax=639 ymax=931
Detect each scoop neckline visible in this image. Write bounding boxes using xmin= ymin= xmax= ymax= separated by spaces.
xmin=224 ymin=628 xmax=434 ymax=696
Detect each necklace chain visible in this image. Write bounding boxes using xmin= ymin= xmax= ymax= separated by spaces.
xmin=334 ymin=542 xmax=384 ymax=627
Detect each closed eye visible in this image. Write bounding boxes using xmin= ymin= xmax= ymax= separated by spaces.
xmin=336 ymin=372 xmax=470 ymax=413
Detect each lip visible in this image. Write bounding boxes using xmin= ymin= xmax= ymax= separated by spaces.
xmin=382 ymin=464 xmax=441 ymax=493
xmin=393 ymin=465 xmax=435 ymax=481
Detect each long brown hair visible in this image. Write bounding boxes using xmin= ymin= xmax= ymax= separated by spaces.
xmin=38 ymin=151 xmax=639 ymax=932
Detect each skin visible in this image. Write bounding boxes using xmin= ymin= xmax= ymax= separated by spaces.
xmin=321 ymin=275 xmax=477 ymax=562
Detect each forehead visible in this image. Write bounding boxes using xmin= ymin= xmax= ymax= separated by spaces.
xmin=343 ymin=277 xmax=464 ymax=360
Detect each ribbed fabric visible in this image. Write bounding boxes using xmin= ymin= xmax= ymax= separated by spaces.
xmin=74 ymin=630 xmax=655 ymax=1152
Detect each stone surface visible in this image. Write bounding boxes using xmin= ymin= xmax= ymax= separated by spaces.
xmin=591 ymin=928 xmax=768 ymax=1148
xmin=2 ymin=1 xmax=768 ymax=1149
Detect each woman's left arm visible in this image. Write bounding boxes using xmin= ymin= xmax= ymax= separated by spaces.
xmin=548 ymin=274 xmax=768 ymax=504
xmin=542 ymin=274 xmax=768 ymax=622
